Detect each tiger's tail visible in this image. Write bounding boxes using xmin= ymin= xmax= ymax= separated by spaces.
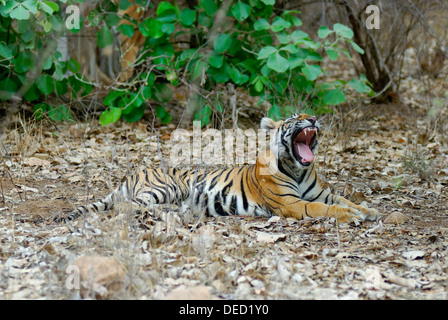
xmin=55 ymin=168 xmax=191 ymax=223
xmin=54 ymin=191 xmax=117 ymax=222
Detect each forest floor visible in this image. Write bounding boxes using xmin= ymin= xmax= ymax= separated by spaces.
xmin=1 ymin=61 xmax=448 ymax=300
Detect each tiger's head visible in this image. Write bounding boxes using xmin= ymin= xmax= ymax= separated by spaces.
xmin=261 ymin=113 xmax=320 ymax=172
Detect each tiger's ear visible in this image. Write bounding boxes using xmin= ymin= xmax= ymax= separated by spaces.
xmin=260 ymin=117 xmax=281 ymax=131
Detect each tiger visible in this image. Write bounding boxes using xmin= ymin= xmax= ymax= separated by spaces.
xmin=55 ymin=113 xmax=379 ymax=223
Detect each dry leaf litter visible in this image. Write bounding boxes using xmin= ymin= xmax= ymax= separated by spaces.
xmin=1 ymin=55 xmax=448 ymax=300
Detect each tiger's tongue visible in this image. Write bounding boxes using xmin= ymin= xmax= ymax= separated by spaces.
xmin=297 ymin=143 xmax=314 ymax=162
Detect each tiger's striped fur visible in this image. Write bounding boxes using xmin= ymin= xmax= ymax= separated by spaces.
xmin=55 ymin=114 xmax=379 ymax=223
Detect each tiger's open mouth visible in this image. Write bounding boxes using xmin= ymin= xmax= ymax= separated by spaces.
xmin=292 ymin=127 xmax=318 ymax=166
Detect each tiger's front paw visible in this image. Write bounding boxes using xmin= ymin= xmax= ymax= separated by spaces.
xmin=330 ymin=205 xmax=365 ymax=223
xmin=331 ymin=205 xmax=379 ymax=223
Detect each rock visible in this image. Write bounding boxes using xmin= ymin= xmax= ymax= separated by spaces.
xmin=383 ymin=211 xmax=410 ymax=224
xmin=165 ymin=285 xmax=212 ymax=300
xmin=73 ymin=256 xmax=126 ymax=298
xmin=256 ymin=231 xmax=287 ymax=244
xmin=402 ymin=250 xmax=426 ymax=260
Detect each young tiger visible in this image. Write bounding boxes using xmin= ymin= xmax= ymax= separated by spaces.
xmin=55 ymin=114 xmax=379 ymax=223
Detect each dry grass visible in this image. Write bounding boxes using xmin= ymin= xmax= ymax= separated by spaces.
xmin=1 ymin=102 xmax=448 ymax=299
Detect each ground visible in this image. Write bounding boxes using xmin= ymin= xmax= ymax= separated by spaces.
xmin=1 ymin=99 xmax=447 ymax=300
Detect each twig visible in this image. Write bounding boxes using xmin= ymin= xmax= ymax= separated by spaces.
xmin=0 ymin=178 xmax=5 ymax=205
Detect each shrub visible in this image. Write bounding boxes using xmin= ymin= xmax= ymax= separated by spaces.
xmin=0 ymin=0 xmax=372 ymax=125
xmin=0 ymin=0 xmax=90 ymax=121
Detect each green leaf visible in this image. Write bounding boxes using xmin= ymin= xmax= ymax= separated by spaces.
xmin=318 ymin=26 xmax=332 ymax=39
xmin=289 ymin=16 xmax=302 ymax=27
xmin=209 ymin=64 xmax=229 ymax=83
xmin=323 ymin=88 xmax=346 ymax=105
xmin=257 ymin=46 xmax=277 ymax=59
xmin=67 ymin=58 xmax=81 ymax=73
xmin=276 ymin=33 xmax=291 ymax=44
xmin=55 ymin=78 xmax=68 ymax=95
xmin=43 ymin=19 xmax=53 ymax=33
xmin=36 ymin=75 xmax=55 ymax=96
xmin=40 ymin=1 xmax=59 ymax=14
xmin=10 ymin=5 xmax=30 ymax=20
xmin=0 ymin=1 xmax=15 ymax=16
xmin=157 ymin=1 xmax=177 ymax=23
xmin=100 ymin=107 xmax=122 ymax=126
xmin=333 ymin=23 xmax=353 ymax=39
xmin=42 ymin=56 xmax=53 ymax=70
xmin=349 ymin=40 xmax=365 ymax=54
xmin=161 ymin=22 xmax=175 ymax=34
xmin=325 ymin=48 xmax=338 ymax=60
xmin=288 ymin=55 xmax=304 ymax=69
xmin=254 ymin=18 xmax=270 ymax=31
xmin=34 ymin=103 xmax=50 ymax=120
xmin=193 ymin=105 xmax=211 ymax=127
xmin=347 ymin=78 xmax=370 ymax=93
xmin=156 ymin=105 xmax=167 ymax=119
xmin=156 ymin=106 xmax=172 ymax=123
xmin=49 ymin=105 xmax=73 ymax=122
xmin=301 ymin=64 xmax=322 ymax=81
xmin=270 ymin=17 xmax=291 ymax=32
xmin=305 ymin=51 xmax=323 ymax=62
xmin=104 ymin=90 xmax=127 ymax=107
xmin=17 ymin=19 xmax=31 ymax=34
xmin=267 ymin=52 xmax=289 ymax=73
xmin=189 ymin=58 xmax=206 ymax=80
xmin=214 ymin=34 xmax=232 ymax=53
xmin=104 ymin=14 xmax=121 ymax=27
xmin=141 ymin=86 xmax=152 ymax=100
xmin=139 ymin=18 xmax=164 ymax=38
xmin=0 ymin=43 xmax=13 ymax=59
xmin=68 ymin=75 xmax=92 ymax=97
xmin=268 ymin=104 xmax=282 ymax=121
xmin=122 ymin=105 xmax=145 ymax=122
xmin=24 ymin=84 xmax=40 ymax=101
xmin=97 ymin=26 xmax=114 ymax=48
xmin=180 ymin=8 xmax=196 ymax=26
xmin=253 ymin=77 xmax=263 ymax=92
xmin=154 ymin=83 xmax=173 ymax=102
xmin=14 ymin=52 xmax=35 ymax=73
xmin=117 ymin=23 xmax=135 ymax=37
xmin=0 ymin=78 xmax=18 ymax=100
xmin=260 ymin=0 xmax=275 ymax=5
xmin=22 ymin=0 xmax=38 ymax=14
xmin=291 ymin=30 xmax=309 ymax=43
xmin=227 ymin=66 xmax=249 ymax=85
xmin=231 ymin=1 xmax=251 ymax=21
xmin=198 ymin=11 xmax=211 ymax=27
xmin=280 ymin=44 xmax=298 ymax=53
xmin=199 ymin=0 xmax=218 ymax=16
xmin=208 ymin=53 xmax=224 ymax=68
xmin=119 ymin=0 xmax=133 ymax=10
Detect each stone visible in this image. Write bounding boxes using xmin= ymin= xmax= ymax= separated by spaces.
xmin=73 ymin=256 xmax=126 ymax=298
xmin=383 ymin=211 xmax=410 ymax=224
xmin=165 ymin=285 xmax=212 ymax=300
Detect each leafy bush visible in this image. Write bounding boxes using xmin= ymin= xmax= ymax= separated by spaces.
xmin=0 ymin=0 xmax=91 ymax=121
xmin=0 ymin=0 xmax=372 ymax=126
xmin=99 ymin=0 xmax=373 ymax=126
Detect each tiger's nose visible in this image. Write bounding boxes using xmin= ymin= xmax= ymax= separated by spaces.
xmin=307 ymin=116 xmax=316 ymax=125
